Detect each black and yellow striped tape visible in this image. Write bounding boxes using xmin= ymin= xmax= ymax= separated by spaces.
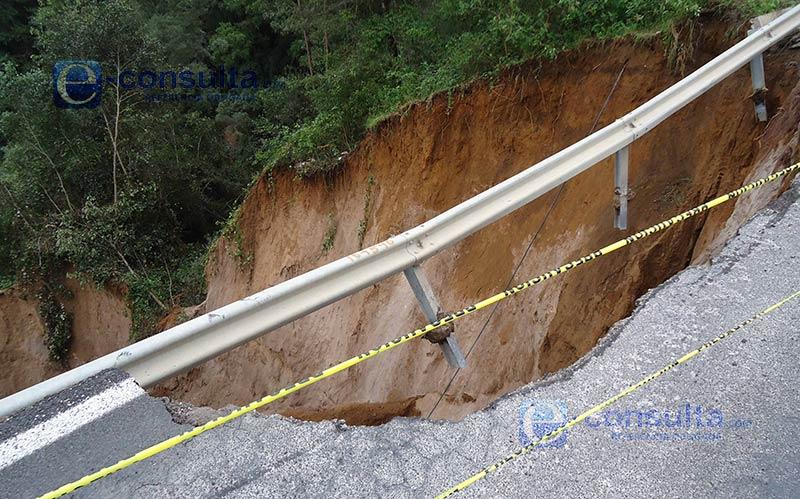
xmin=436 ymin=289 xmax=800 ymax=498
xmin=40 ymin=162 xmax=799 ymax=498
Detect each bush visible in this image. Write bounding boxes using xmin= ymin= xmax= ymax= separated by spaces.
xmin=125 ymin=244 xmax=206 ymax=340
xmin=37 ymin=287 xmax=72 ymax=364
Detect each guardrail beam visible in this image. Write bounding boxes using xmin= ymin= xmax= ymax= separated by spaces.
xmin=614 ymin=146 xmax=629 ymax=230
xmin=403 ymin=265 xmax=467 ymax=369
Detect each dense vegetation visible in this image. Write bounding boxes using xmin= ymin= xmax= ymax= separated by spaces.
xmin=0 ymin=0 xmax=789 ymax=351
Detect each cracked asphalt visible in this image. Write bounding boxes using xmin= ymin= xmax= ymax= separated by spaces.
xmin=3 ymin=174 xmax=800 ymax=499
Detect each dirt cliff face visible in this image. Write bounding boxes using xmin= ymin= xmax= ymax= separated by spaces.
xmin=147 ymin=20 xmax=800 ymax=423
xmin=0 ymin=289 xmax=60 ymax=395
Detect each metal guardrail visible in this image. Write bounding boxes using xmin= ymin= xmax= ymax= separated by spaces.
xmin=2 ymin=5 xmax=799 ymax=418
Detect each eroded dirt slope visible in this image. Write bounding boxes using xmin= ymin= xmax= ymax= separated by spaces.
xmin=151 ymin=20 xmax=800 ymax=422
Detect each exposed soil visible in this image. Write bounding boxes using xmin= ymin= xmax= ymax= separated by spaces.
xmin=3 ymin=16 xmax=800 ymax=424
xmin=0 ymin=288 xmax=60 ymax=396
xmin=282 ymin=396 xmax=423 ymax=426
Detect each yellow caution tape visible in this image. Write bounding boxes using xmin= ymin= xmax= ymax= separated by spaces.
xmin=437 ymin=289 xmax=800 ymax=498
xmin=41 ymin=162 xmax=799 ymax=498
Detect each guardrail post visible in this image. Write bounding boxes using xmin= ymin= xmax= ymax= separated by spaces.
xmin=614 ymin=146 xmax=629 ymax=230
xmin=747 ymin=27 xmax=768 ymax=122
xmin=748 ymin=51 xmax=768 ymax=122
xmin=403 ymin=265 xmax=467 ymax=368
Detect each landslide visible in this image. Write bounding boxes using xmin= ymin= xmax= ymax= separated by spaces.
xmin=3 ymin=18 xmax=800 ymax=423
xmin=153 ymin=19 xmax=800 ymax=423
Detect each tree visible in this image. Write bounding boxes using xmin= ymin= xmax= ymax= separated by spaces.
xmin=33 ymin=0 xmax=165 ymax=203
xmin=0 ymin=0 xmax=36 ymax=65
xmin=0 ymin=0 xmax=258 ymax=338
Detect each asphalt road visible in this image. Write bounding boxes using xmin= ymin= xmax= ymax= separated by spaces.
xmin=2 ymin=174 xmax=799 ymax=498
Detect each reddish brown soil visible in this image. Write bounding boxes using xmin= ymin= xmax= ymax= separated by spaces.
xmin=282 ymin=396 xmax=422 ymax=426
xmin=3 ymin=18 xmax=800 ymax=423
xmin=0 ymin=288 xmax=60 ymax=395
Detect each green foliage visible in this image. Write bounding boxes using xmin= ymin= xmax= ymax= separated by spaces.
xmin=125 ymin=244 xmax=206 ymax=340
xmin=125 ymin=271 xmax=165 ymax=341
xmin=0 ymin=0 xmax=36 ymax=64
xmin=219 ymin=204 xmax=254 ymax=267
xmin=55 ymin=185 xmax=177 ymax=282
xmin=251 ymin=0 xmax=794 ymax=177
xmin=321 ymin=213 xmax=337 ymax=254
xmin=173 ymin=247 xmax=208 ymax=305
xmin=0 ymin=207 xmax=16 ymax=288
xmin=210 ymin=23 xmax=252 ymax=66
xmin=0 ymin=275 xmax=14 ymax=291
xmin=717 ymin=0 xmax=795 ymax=17
xmin=37 ymin=286 xmax=72 ymax=364
xmin=0 ymin=0 xmax=256 ymax=333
